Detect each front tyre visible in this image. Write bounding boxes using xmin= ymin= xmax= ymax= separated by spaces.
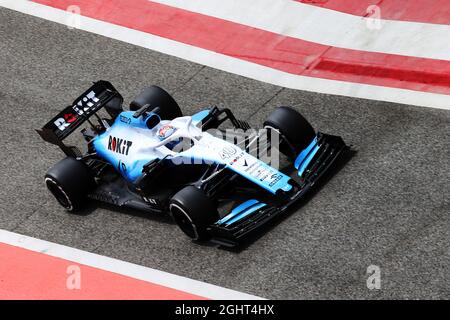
xmin=45 ymin=157 xmax=95 ymax=212
xmin=264 ymin=106 xmax=315 ymax=158
xmin=169 ymin=186 xmax=219 ymax=241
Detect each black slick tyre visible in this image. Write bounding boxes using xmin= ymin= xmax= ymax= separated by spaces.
xmin=45 ymin=157 xmax=95 ymax=212
xmin=130 ymin=86 xmax=182 ymax=120
xmin=264 ymin=106 xmax=315 ymax=158
xmin=169 ymin=186 xmax=219 ymax=241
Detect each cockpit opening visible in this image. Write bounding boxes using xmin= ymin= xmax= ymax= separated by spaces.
xmin=165 ymin=137 xmax=195 ymax=152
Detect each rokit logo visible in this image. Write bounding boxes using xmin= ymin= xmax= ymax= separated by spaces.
xmin=54 ymin=113 xmax=77 ymax=131
xmin=72 ymin=90 xmax=99 ymax=116
xmin=108 ymin=136 xmax=133 ymax=155
xmin=53 ymin=90 xmax=99 ymax=131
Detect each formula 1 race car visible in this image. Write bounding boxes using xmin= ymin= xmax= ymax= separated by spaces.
xmin=37 ymin=81 xmax=348 ymax=247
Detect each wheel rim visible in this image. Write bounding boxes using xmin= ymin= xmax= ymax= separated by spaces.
xmin=170 ymin=203 xmax=198 ymax=240
xmin=45 ymin=178 xmax=73 ymax=210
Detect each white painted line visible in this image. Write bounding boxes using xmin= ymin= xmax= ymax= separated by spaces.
xmin=152 ymin=0 xmax=450 ymax=61
xmin=1 ymin=0 xmax=449 ymax=111
xmin=0 ymin=229 xmax=263 ymax=300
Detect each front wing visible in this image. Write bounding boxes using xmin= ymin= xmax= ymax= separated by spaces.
xmin=208 ymin=133 xmax=349 ymax=247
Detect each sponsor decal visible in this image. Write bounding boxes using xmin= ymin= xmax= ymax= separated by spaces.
xmin=229 ymin=151 xmax=245 ymax=166
xmin=245 ymin=161 xmax=266 ymax=178
xmin=158 ymin=125 xmax=177 ymax=141
xmin=54 ymin=90 xmax=101 ymax=131
xmin=64 ymin=113 xmax=77 ymax=123
xmin=54 ymin=113 xmax=77 ymax=131
xmin=72 ymin=90 xmax=99 ymax=116
xmin=268 ymin=173 xmax=282 ymax=187
xmin=244 ymin=160 xmax=282 ymax=185
xmin=119 ymin=115 xmax=131 ymax=124
xmin=108 ymin=136 xmax=133 ymax=155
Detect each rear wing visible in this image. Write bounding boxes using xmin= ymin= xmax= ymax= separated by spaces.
xmin=36 ymin=81 xmax=123 ymax=156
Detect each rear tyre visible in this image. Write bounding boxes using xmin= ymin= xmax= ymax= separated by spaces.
xmin=169 ymin=186 xmax=219 ymax=241
xmin=130 ymin=86 xmax=182 ymax=120
xmin=264 ymin=106 xmax=315 ymax=158
xmin=45 ymin=157 xmax=95 ymax=212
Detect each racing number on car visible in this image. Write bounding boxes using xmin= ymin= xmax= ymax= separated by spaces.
xmin=219 ymin=146 xmax=237 ymax=160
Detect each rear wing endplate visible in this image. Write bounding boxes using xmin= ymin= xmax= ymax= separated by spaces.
xmin=36 ymin=81 xmax=123 ymax=156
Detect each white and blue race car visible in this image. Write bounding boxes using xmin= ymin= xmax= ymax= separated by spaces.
xmin=37 ymin=81 xmax=348 ymax=246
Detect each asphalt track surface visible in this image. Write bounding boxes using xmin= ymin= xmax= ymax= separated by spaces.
xmin=0 ymin=8 xmax=448 ymax=299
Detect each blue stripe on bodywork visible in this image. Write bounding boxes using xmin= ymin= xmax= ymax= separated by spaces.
xmin=294 ymin=137 xmax=318 ymax=169
xmin=216 ymin=199 xmax=262 ymax=225
xmin=191 ymin=109 xmax=210 ymax=124
xmin=297 ymin=144 xmax=320 ymax=177
xmin=225 ymin=203 xmax=267 ymax=226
